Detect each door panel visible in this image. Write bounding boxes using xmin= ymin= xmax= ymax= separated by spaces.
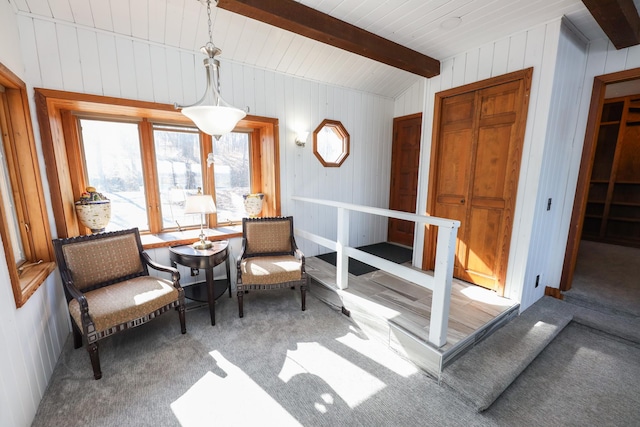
xmin=437 ymin=129 xmax=473 ymax=197
xmin=466 ymin=207 xmax=502 ymax=279
xmin=424 ymin=70 xmax=532 ymax=295
xmin=388 ymin=113 xmax=422 ymax=247
xmin=473 ymin=125 xmax=512 ymax=198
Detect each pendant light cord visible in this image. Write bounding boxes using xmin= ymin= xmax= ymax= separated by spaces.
xmin=207 ymin=0 xmax=214 ymax=47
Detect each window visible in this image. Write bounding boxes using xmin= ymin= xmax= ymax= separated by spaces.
xmin=35 ymin=89 xmax=281 ymax=242
xmin=80 ymin=119 xmax=148 ymax=231
xmin=213 ymin=131 xmax=251 ymax=223
xmin=0 ymin=64 xmax=55 ymax=308
xmin=153 ymin=124 xmax=204 ymax=229
xmin=0 ymin=133 xmax=24 ymax=264
xmin=313 ymin=119 xmax=350 ymax=167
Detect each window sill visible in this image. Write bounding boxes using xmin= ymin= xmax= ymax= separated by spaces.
xmin=16 ymin=261 xmax=56 ymax=308
xmin=141 ymin=226 xmax=242 ymax=249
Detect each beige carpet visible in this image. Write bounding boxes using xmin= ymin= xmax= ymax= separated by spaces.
xmin=567 ymin=240 xmax=640 ymax=317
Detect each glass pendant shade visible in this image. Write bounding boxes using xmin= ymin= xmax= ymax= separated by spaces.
xmin=181 ymin=105 xmax=246 ymax=137
xmin=175 ymin=0 xmax=246 ymax=139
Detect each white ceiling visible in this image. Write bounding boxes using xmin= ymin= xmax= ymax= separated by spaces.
xmin=10 ymin=0 xmax=609 ymax=98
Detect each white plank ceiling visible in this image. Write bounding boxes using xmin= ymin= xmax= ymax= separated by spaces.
xmin=9 ymin=0 xmax=608 ymax=98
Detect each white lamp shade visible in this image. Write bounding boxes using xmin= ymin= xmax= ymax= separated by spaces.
xmin=184 ymin=194 xmax=217 ymax=214
xmin=181 ymin=105 xmax=246 ymax=137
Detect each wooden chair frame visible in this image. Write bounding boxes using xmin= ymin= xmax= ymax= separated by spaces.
xmin=236 ymin=217 xmax=307 ymax=317
xmin=52 ymin=228 xmax=186 ymax=379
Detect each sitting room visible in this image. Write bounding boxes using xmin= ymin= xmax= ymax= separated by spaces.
xmin=1 ymin=1 xmax=639 ymax=426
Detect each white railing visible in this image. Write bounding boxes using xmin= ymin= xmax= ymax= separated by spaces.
xmin=291 ymin=196 xmax=460 ymax=348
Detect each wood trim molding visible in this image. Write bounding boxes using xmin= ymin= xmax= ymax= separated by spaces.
xmin=216 ymin=0 xmax=440 ymax=78
xmin=35 ymin=89 xmax=282 ymax=237
xmin=423 ymin=68 xmax=534 ymax=296
xmin=560 ymin=67 xmax=640 ymax=291
xmin=313 ymin=119 xmax=350 ymax=167
xmin=544 ymin=286 xmax=564 ymax=300
xmin=0 ymin=64 xmax=54 ymax=307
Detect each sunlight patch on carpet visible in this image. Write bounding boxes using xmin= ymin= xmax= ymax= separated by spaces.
xmin=278 ymin=342 xmax=386 ymax=408
xmin=171 ymin=351 xmax=302 ymax=427
xmin=336 ymin=331 xmax=419 ymax=378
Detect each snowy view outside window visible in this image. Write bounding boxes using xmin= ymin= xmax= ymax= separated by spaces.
xmin=80 ymin=119 xmax=148 ymax=232
xmin=153 ymin=124 xmax=203 ymax=229
xmin=213 ymin=132 xmax=251 ymax=223
xmin=79 ymin=118 xmax=251 ymax=232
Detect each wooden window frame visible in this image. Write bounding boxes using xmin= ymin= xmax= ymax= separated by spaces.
xmin=0 ymin=63 xmax=55 ymax=308
xmin=35 ymin=89 xmax=281 ymax=241
xmin=313 ymin=119 xmax=350 ymax=167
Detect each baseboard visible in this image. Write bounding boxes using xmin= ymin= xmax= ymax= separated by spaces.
xmin=545 ymin=286 xmax=563 ymax=300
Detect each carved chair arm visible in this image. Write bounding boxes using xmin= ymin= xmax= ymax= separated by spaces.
xmin=291 ymin=236 xmax=305 ymax=264
xmin=141 ymin=252 xmax=181 ymax=288
xmin=236 ymin=238 xmax=248 ymax=270
xmin=60 ymin=269 xmax=89 ymax=312
xmin=60 ymin=268 xmax=93 ymax=335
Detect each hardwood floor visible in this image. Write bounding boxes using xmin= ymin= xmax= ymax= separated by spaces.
xmin=306 ymin=256 xmax=519 ymax=376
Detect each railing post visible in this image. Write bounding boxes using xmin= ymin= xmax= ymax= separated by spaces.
xmin=336 ymin=207 xmax=350 ymax=290
xmin=428 ymin=224 xmax=458 ymax=347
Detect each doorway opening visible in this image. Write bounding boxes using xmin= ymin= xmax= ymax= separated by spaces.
xmin=561 ymin=68 xmax=640 ymax=317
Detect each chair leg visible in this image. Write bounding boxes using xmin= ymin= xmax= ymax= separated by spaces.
xmin=237 ymin=290 xmax=244 ymax=318
xmin=301 ymin=284 xmax=306 ymax=311
xmin=88 ymin=342 xmax=102 ymax=380
xmin=178 ymin=304 xmax=186 ymax=334
xmin=72 ymin=321 xmax=83 ymax=349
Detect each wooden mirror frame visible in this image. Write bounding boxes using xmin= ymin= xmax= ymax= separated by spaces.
xmin=313 ymin=119 xmax=350 ymax=167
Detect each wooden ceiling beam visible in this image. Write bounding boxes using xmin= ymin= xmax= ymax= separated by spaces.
xmin=582 ymin=0 xmax=640 ymax=49
xmin=215 ymin=0 xmax=440 ymax=78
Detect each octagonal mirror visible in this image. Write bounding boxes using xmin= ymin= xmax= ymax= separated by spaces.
xmin=313 ymin=119 xmax=350 ymax=167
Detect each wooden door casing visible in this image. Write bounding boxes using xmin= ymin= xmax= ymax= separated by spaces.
xmin=388 ymin=113 xmax=422 ymax=247
xmin=424 ymin=69 xmax=532 ymax=295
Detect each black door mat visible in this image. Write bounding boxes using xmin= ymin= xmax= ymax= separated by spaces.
xmin=315 ymin=242 xmax=413 ymax=276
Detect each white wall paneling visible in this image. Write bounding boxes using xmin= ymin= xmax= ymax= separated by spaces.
xmin=17 ymin=14 xmax=394 ymax=257
xmin=1 ymin=4 xmax=70 ymax=427
xmin=414 ymin=19 xmax=584 ymax=310
xmin=412 ymin=21 xmax=635 ymax=310
xmin=519 ymin=22 xmax=588 ymax=307
xmin=393 ymin=79 xmax=426 ymax=117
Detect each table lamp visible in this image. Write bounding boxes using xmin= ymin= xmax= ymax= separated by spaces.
xmin=184 ymin=189 xmax=216 ymax=249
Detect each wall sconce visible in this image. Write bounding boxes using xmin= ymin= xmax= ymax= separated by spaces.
xmin=295 ymin=131 xmax=309 ymax=147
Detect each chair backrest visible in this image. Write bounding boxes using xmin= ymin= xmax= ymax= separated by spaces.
xmin=53 ymin=228 xmax=146 ymax=292
xmin=243 ymin=217 xmax=294 ymax=257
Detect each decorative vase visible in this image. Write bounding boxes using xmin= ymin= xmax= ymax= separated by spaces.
xmin=75 ymin=201 xmax=111 ymax=233
xmin=243 ymin=193 xmax=264 ymax=218
xmin=75 ymin=186 xmax=111 ymax=233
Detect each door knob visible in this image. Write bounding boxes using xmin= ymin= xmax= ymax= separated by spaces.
xmin=460 ymin=199 xmax=465 ymax=204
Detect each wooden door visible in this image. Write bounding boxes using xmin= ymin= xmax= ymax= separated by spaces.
xmin=388 ymin=113 xmax=422 ymax=247
xmin=424 ymin=69 xmax=532 ymax=295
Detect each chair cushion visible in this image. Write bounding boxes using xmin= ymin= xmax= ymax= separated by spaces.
xmin=62 ymin=233 xmax=144 ymax=290
xmin=240 ymin=255 xmax=302 ymax=285
xmin=245 ymin=220 xmax=292 ymax=255
xmin=69 ymin=276 xmax=179 ymax=333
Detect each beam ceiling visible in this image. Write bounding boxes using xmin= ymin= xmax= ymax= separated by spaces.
xmin=216 ymin=0 xmax=441 ymax=78
xmin=581 ymin=0 xmax=640 ymax=49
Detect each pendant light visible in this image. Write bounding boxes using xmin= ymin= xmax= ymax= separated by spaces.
xmin=175 ymin=0 xmax=246 ymax=139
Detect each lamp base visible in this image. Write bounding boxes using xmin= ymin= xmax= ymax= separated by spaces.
xmin=192 ymin=239 xmax=213 ymax=250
